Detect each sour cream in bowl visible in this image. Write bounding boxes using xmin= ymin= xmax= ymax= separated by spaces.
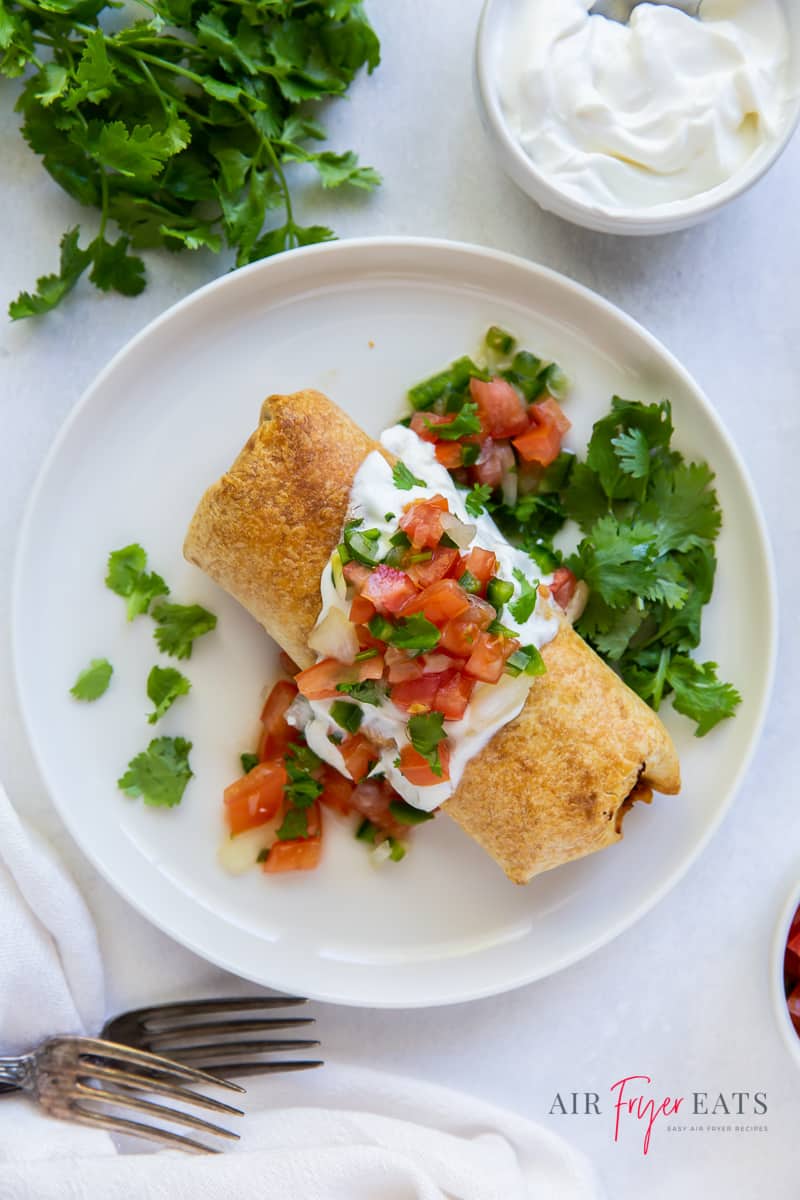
xmin=475 ymin=0 xmax=800 ymax=234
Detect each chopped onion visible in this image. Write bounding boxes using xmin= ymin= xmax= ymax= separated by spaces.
xmin=370 ymin=838 xmax=393 ymax=867
xmin=217 ymin=821 xmax=279 ymax=875
xmin=500 ymin=467 xmax=518 ymax=508
xmin=286 ymin=694 xmax=312 ymax=730
xmin=308 ymin=606 xmax=359 ymax=664
xmin=440 ymin=511 xmax=477 ymax=549
xmin=422 ymin=653 xmax=456 ymax=674
xmin=565 ymin=580 xmax=589 ymax=624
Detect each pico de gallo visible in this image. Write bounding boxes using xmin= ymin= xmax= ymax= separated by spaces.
xmin=784 ymin=901 xmax=800 ymax=1041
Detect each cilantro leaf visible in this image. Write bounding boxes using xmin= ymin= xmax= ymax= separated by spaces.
xmin=407 ymin=711 xmax=447 ymax=778
xmin=276 ymin=807 xmax=309 ymax=840
xmin=429 ymin=402 xmax=483 ymax=441
xmin=665 ymin=656 xmax=742 ymax=737
xmin=9 ymin=227 xmax=92 ymax=320
xmin=385 ymin=613 xmax=441 ymax=652
xmin=70 ymin=657 xmax=113 ymax=701
xmin=89 ymin=235 xmax=146 ymax=297
xmin=568 ymin=516 xmax=688 ymax=611
xmin=392 ymin=461 xmax=427 ymax=491
xmin=88 ymin=119 xmax=190 ymax=181
xmin=611 ymin=427 xmax=650 ymax=479
xmin=118 ymin=736 xmax=193 ymax=807
xmin=146 ymin=665 xmax=191 ymax=724
xmin=151 ymin=602 xmax=217 ymax=660
xmin=641 ymin=460 xmax=722 ymax=554
xmin=509 ymin=568 xmax=539 ymax=624
xmin=335 ymin=679 xmax=387 ymax=706
xmin=105 ymin=543 xmax=169 ymax=620
xmin=465 ymin=483 xmax=492 ymax=518
xmin=241 ymin=752 xmax=259 ymax=774
xmin=587 ymin=399 xmax=672 ymax=500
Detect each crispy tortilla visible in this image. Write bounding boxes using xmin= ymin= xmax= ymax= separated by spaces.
xmin=185 ymin=389 xmax=681 ymax=883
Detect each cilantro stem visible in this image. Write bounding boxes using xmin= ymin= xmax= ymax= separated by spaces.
xmin=98 ymin=171 xmax=109 ymax=241
xmin=650 ymin=646 xmax=671 ymax=712
xmin=237 ymin=106 xmax=295 ymax=229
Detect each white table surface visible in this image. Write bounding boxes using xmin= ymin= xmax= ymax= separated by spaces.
xmin=2 ymin=1 xmax=799 ymax=1194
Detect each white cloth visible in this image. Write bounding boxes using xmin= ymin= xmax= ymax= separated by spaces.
xmin=0 ymin=780 xmax=602 ymax=1199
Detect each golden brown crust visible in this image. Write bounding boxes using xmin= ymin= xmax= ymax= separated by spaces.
xmin=184 ymin=390 xmax=383 ymax=669
xmin=444 ymin=623 xmax=680 ymax=883
xmin=184 ymin=389 xmax=681 ymax=884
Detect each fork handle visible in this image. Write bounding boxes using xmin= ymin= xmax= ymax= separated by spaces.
xmin=0 ymin=1058 xmax=30 ymax=1088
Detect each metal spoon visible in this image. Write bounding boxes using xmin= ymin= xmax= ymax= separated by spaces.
xmin=588 ymin=0 xmax=701 ymax=23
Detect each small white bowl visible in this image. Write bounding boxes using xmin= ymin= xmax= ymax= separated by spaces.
xmin=771 ymin=875 xmax=800 ymax=1070
xmin=475 ymin=0 xmax=800 ymax=236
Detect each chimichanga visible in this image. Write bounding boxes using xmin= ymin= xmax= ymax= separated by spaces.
xmin=184 ymin=388 xmax=680 ymax=884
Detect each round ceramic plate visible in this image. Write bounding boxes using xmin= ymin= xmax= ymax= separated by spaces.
xmin=13 ymin=238 xmax=776 ymax=1007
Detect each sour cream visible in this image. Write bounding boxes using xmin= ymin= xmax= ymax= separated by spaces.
xmin=294 ymin=425 xmax=560 ymax=812
xmin=498 ymin=0 xmax=789 ymax=211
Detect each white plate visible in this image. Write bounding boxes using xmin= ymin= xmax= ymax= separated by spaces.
xmin=13 ymin=238 xmax=776 ymax=1008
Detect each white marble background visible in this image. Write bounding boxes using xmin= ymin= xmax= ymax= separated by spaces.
xmin=2 ymin=1 xmax=799 ymax=1194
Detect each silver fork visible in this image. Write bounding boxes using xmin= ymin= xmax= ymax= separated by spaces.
xmin=589 ymin=0 xmax=701 ymax=21
xmin=102 ymin=994 xmax=323 ymax=1077
xmin=0 ymin=1036 xmax=243 ymax=1152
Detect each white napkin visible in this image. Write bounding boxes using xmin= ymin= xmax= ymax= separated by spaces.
xmin=0 ymin=781 xmax=602 ymax=1199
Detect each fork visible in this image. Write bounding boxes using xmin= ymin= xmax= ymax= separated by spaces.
xmin=0 ymin=1036 xmax=243 ymax=1152
xmin=102 ymin=994 xmax=323 ymax=1077
xmin=588 ymin=0 xmax=701 ymax=21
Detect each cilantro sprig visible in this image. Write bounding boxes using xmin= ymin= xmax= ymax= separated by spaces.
xmin=392 ymin=461 xmax=426 ymax=491
xmin=5 ymin=0 xmax=380 ymax=318
xmin=407 ymin=711 xmax=447 ymax=778
xmin=152 ymin=601 xmax=217 ymax=660
xmin=276 ymin=741 xmax=323 ymax=841
xmin=146 ymin=665 xmax=191 ymax=724
xmin=106 ymin=544 xmax=168 ymax=620
xmin=118 ymin=736 xmax=193 ymax=808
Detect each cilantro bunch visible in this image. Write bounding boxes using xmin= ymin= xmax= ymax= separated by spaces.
xmin=3 ymin=0 xmax=380 ymax=318
xmin=563 ymin=399 xmax=740 ymax=736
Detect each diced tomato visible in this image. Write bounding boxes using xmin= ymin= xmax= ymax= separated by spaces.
xmin=434 ymin=669 xmax=475 ymax=720
xmin=262 ymin=836 xmax=321 ymax=872
xmin=464 ymin=632 xmax=518 ymax=684
xmin=320 ymin=765 xmax=354 ymax=816
xmin=279 ymin=651 xmax=300 ymax=676
xmin=340 ymin=732 xmax=380 ymax=782
xmin=343 ymin=561 xmax=371 ymax=590
xmin=406 ymin=545 xmax=459 ymax=589
xmin=385 ymin=645 xmax=425 ymax=684
xmin=399 ymin=495 xmax=449 ymax=549
xmin=550 ymin=566 xmax=578 ymax=611
xmin=349 ymin=593 xmax=376 ymax=624
xmin=513 ymin=398 xmax=571 ymax=466
xmin=399 ymin=578 xmax=470 ymax=625
xmin=463 ymin=546 xmax=497 ymax=585
xmin=362 ymin=565 xmax=418 ymax=615
xmin=410 ymin=411 xmax=453 ymax=443
xmin=469 ymin=376 xmax=528 ymax=438
xmin=435 ymin=442 xmax=464 ymax=469
xmin=224 ymin=761 xmax=287 ymax=835
xmin=439 ymin=595 xmax=495 ymax=656
xmin=448 ymin=553 xmax=469 ymax=580
xmin=398 ymin=741 xmax=451 ymax=786
xmin=391 ymin=673 xmax=441 ymax=714
xmin=472 ymin=438 xmax=515 ymax=489
xmin=295 ymin=654 xmax=384 ymax=701
xmin=537 ymin=396 xmax=572 ymax=436
xmin=349 ymin=778 xmax=407 ymax=838
xmin=257 ymin=680 xmax=298 ymax=761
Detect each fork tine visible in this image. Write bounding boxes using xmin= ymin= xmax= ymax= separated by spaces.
xmin=77 ymin=1038 xmax=245 ymax=1093
xmin=69 ymin=1105 xmax=222 ymax=1154
xmin=115 ymin=996 xmax=307 ymax=1028
xmin=76 ymin=1064 xmax=244 ymax=1116
xmin=159 ymin=1039 xmax=320 ymax=1061
xmin=203 ymin=1060 xmax=323 ymax=1078
xmin=73 ymin=1083 xmax=240 ymax=1140
xmin=144 ymin=1018 xmax=314 ymax=1047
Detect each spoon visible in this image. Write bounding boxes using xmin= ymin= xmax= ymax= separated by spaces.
xmin=588 ymin=0 xmax=701 ymax=22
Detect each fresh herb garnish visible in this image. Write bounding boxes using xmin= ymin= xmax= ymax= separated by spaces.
xmin=427 ymin=401 xmax=482 ymax=441
xmin=335 ymin=678 xmax=386 ymax=706
xmin=392 ymin=461 xmax=427 ymax=491
xmin=407 ymin=711 xmax=446 ymax=777
xmin=118 ymin=736 xmax=193 ymax=808
xmin=276 ymin=741 xmax=323 ymax=841
xmin=465 ymin=483 xmax=492 ymax=518
xmin=6 ymin=0 xmax=381 ymax=319
xmin=343 ymin=519 xmax=382 ymax=566
xmin=152 ymin=601 xmax=217 ymax=660
xmin=487 ymin=619 xmax=517 ymax=638
xmin=70 ymin=658 xmax=113 ymax=701
xmin=106 ymin=543 xmax=168 ymax=620
xmin=329 ymin=699 xmax=363 ymax=734
xmin=146 ymin=665 xmax=191 ymax=724
xmin=388 ymin=798 xmax=435 ymax=825
xmin=370 ymin=612 xmax=441 ymax=653
xmin=508 ymin=568 xmax=539 ymax=625
xmin=241 ymin=752 xmax=259 ymax=774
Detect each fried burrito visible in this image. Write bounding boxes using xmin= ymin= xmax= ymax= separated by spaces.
xmin=185 ymin=389 xmax=680 ymax=883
